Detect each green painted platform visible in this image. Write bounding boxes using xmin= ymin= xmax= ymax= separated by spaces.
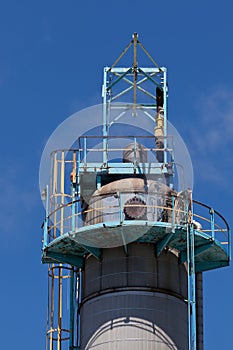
xmin=42 ymin=221 xmax=230 ymax=273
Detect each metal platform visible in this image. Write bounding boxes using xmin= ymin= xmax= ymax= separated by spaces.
xmin=42 ymin=218 xmax=230 ymax=273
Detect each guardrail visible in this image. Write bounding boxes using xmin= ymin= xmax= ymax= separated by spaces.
xmin=192 ymin=200 xmax=230 ymax=255
xmin=43 ymin=191 xmax=230 ymax=257
xmin=77 ymin=135 xmax=174 ymax=166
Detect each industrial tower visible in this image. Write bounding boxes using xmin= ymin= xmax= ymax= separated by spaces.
xmin=40 ymin=34 xmax=230 ymax=350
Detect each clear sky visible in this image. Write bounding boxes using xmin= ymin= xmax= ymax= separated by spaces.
xmin=1 ymin=1 xmax=233 ymax=349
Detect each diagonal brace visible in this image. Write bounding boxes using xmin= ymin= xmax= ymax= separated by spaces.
xmin=45 ymin=251 xmax=84 ymax=268
xmin=179 ymin=241 xmax=214 ymax=264
xmin=138 ymin=68 xmax=163 ymax=89
xmin=107 ymin=68 xmax=132 ymax=91
xmin=156 ymin=231 xmax=174 ymax=257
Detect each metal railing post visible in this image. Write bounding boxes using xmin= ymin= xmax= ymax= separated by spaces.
xmin=210 ymin=208 xmax=215 ymax=239
xmin=171 ymin=194 xmax=175 ymax=232
xmin=133 ymin=137 xmax=137 ymax=171
xmin=43 ymin=218 xmax=48 ymax=248
xmin=43 ymin=185 xmax=49 ymax=248
xmin=102 ymin=67 xmax=108 ymax=165
xmin=83 ymin=137 xmax=87 ymax=166
xmin=72 ymin=188 xmax=76 ymax=232
xmin=119 ymin=192 xmax=123 ymax=224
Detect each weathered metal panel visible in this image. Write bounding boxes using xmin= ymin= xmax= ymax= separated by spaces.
xmin=157 ymin=250 xmax=181 ymax=295
xmin=123 ymin=142 xmax=148 ymax=163
xmin=80 ymin=291 xmax=188 ymax=350
xmin=127 ymin=243 xmax=157 ymax=288
xmin=80 ymin=243 xmax=189 ymax=349
xmin=83 ymin=255 xmax=101 ymax=297
xmin=101 ymin=247 xmax=128 ymax=290
xmin=83 ymin=244 xmax=187 ymax=299
xmin=84 ymin=179 xmax=171 ymax=226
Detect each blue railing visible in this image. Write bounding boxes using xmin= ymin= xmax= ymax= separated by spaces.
xmin=43 ymin=191 xmax=230 ymax=258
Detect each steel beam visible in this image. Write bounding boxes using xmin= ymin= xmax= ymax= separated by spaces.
xmin=187 ymin=223 xmax=197 ymax=350
xmin=179 ymin=241 xmax=215 ymax=264
xmin=45 ymin=252 xmax=84 ymax=268
xmin=156 ymin=231 xmax=174 ymax=257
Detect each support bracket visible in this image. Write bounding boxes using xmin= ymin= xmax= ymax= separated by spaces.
xmin=45 ymin=251 xmax=84 ymax=268
xmin=155 ymin=231 xmax=174 ymax=257
xmin=179 ymin=241 xmax=214 ymax=264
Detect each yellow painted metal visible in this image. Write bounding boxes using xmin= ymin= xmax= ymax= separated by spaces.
xmin=57 ymin=265 xmax=62 ymax=350
xmin=71 ymin=151 xmax=77 ymax=184
xmin=154 ymin=112 xmax=164 ymax=138
xmin=52 ymin=153 xmax=58 ymax=238
xmin=47 ymin=265 xmax=72 ymax=350
xmin=47 ymin=150 xmax=74 ymax=349
xmin=60 ymin=151 xmax=65 ymax=236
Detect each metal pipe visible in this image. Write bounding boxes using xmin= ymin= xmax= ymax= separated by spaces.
xmin=53 ymin=153 xmax=58 ymax=238
xmin=210 ymin=208 xmax=215 ymax=239
xmin=102 ymin=68 xmax=108 ymax=165
xmin=69 ymin=268 xmax=74 ymax=349
xmin=186 ymin=191 xmax=197 ymax=350
xmin=77 ymin=270 xmax=82 ymax=348
xmin=190 ymin=223 xmax=197 ymax=350
xmin=57 ymin=265 xmax=62 ymax=350
xmin=163 ymin=68 xmax=168 ymax=165
xmin=110 ymin=40 xmax=133 ymax=69
xmin=133 ymin=32 xmax=138 ymax=113
xmin=50 ymin=265 xmax=55 ymax=350
xmin=60 ymin=151 xmax=65 ymax=236
xmin=196 ymin=273 xmax=203 ymax=350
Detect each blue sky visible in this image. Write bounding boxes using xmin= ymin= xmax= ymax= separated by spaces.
xmin=1 ymin=1 xmax=233 ymax=348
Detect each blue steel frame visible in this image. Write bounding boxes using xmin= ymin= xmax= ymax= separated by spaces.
xmin=102 ymin=66 xmax=168 ymax=166
xmin=101 ymin=37 xmax=197 ymax=349
xmin=186 ymin=192 xmax=197 ymax=350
